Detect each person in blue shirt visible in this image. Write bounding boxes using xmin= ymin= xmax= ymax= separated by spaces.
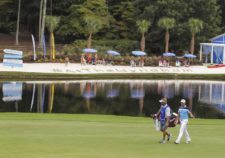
xmin=156 ymin=98 xmax=172 ymax=144
xmin=174 ymin=99 xmax=194 ymax=144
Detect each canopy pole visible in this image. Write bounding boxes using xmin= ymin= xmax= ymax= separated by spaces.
xmin=211 ymin=46 xmax=213 ymax=64
xmin=200 ymin=44 xmax=203 ymax=62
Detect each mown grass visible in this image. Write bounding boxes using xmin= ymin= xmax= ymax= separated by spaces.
xmin=0 ymin=113 xmax=224 ymax=158
xmin=1 ymin=71 xmax=225 ymax=81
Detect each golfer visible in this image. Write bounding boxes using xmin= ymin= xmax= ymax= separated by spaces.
xmin=174 ymin=99 xmax=194 ymax=144
xmin=156 ymin=98 xmax=172 ymax=143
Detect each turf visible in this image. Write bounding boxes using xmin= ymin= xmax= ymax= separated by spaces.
xmin=1 ymin=71 xmax=225 ymax=81
xmin=0 ymin=113 xmax=224 ymax=158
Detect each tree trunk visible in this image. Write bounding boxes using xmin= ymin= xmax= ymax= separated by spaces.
xmin=39 ymin=0 xmax=43 ymax=46
xmin=165 ymin=30 xmax=169 ymax=52
xmin=49 ymin=32 xmax=53 ymax=60
xmin=52 ymin=32 xmax=56 ymax=60
xmin=190 ymin=33 xmax=195 ymax=54
xmin=15 ymin=0 xmax=21 ymax=45
xmin=47 ymin=32 xmax=54 ymax=60
xmin=87 ymin=32 xmax=92 ymax=48
xmin=40 ymin=0 xmax=47 ymax=47
xmin=140 ymin=33 xmax=145 ymax=51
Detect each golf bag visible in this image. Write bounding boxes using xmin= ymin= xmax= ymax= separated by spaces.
xmin=152 ymin=112 xmax=178 ymax=130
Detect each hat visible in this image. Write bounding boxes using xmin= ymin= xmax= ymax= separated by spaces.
xmin=159 ymin=98 xmax=167 ymax=103
xmin=180 ymin=99 xmax=186 ymax=103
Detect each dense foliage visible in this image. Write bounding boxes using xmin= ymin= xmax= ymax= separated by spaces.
xmin=0 ymin=0 xmax=224 ymax=55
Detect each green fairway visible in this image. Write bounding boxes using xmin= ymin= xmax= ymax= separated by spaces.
xmin=0 ymin=113 xmax=224 ymax=158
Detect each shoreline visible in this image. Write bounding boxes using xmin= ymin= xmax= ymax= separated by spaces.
xmin=1 ymin=63 xmax=225 ymax=80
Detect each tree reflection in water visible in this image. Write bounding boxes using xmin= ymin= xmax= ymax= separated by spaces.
xmin=0 ymin=80 xmax=225 ymax=119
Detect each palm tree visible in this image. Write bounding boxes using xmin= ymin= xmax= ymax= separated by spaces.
xmin=45 ymin=16 xmax=60 ymax=60
xmin=84 ymin=16 xmax=103 ymax=48
xmin=136 ymin=20 xmax=150 ymax=51
xmin=39 ymin=0 xmax=47 ymax=47
xmin=158 ymin=18 xmax=175 ymax=53
xmin=188 ymin=18 xmax=203 ymax=54
xmin=15 ymin=0 xmax=21 ymax=45
xmin=39 ymin=0 xmax=43 ymax=45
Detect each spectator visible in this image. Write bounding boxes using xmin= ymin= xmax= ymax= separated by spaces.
xmin=81 ymin=54 xmax=86 ymax=65
xmin=65 ymin=57 xmax=69 ymax=66
xmin=87 ymin=54 xmax=92 ymax=64
xmin=130 ymin=58 xmax=136 ymax=67
xmin=176 ymin=60 xmax=180 ymax=67
xmin=140 ymin=56 xmax=145 ymax=67
xmin=163 ymin=59 xmax=167 ymax=67
xmin=159 ymin=59 xmax=163 ymax=67
xmin=92 ymin=54 xmax=96 ymax=65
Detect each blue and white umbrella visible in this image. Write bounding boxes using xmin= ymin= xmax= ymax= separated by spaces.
xmin=131 ymin=90 xmax=145 ymax=99
xmin=163 ymin=52 xmax=176 ymax=57
xmin=107 ymin=50 xmax=120 ymax=56
xmin=83 ymin=48 xmax=97 ymax=53
xmin=83 ymin=91 xmax=96 ymax=99
xmin=184 ymin=54 xmax=197 ymax=58
xmin=107 ymin=89 xmax=119 ymax=98
xmin=132 ymin=51 xmax=146 ymax=56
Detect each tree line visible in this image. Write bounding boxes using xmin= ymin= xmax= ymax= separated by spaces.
xmin=0 ymin=0 xmax=224 ymax=55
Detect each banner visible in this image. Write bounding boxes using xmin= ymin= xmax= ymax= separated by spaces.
xmin=4 ymin=54 xmax=22 ymax=59
xmin=3 ymin=49 xmax=23 ymax=56
xmin=3 ymin=59 xmax=23 ymax=67
xmin=31 ymin=34 xmax=36 ymax=61
xmin=3 ymin=49 xmax=23 ymax=67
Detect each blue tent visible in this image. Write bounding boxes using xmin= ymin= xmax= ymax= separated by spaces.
xmin=214 ymin=104 xmax=225 ymax=114
xmin=200 ymin=33 xmax=225 ymax=64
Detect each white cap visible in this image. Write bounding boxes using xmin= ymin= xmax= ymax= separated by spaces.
xmin=159 ymin=98 xmax=167 ymax=103
xmin=180 ymin=99 xmax=186 ymax=103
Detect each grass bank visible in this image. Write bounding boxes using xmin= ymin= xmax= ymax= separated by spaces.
xmin=0 ymin=113 xmax=224 ymax=158
xmin=1 ymin=71 xmax=225 ymax=81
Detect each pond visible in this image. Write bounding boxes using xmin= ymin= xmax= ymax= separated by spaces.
xmin=0 ymin=80 xmax=225 ymax=119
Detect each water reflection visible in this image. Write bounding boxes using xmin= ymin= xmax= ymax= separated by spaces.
xmin=0 ymin=80 xmax=225 ymax=119
xmin=199 ymin=82 xmax=225 ymax=115
xmin=130 ymin=82 xmax=145 ymax=113
xmin=2 ymin=82 xmax=22 ymax=112
xmin=81 ymin=82 xmax=97 ymax=111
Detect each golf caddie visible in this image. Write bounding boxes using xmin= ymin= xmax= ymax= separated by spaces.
xmin=156 ymin=97 xmax=172 ymax=143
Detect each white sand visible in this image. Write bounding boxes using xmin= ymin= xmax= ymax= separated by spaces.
xmin=1 ymin=63 xmax=225 ymax=74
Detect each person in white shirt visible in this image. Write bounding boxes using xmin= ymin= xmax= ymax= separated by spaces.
xmin=174 ymin=99 xmax=194 ymax=144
